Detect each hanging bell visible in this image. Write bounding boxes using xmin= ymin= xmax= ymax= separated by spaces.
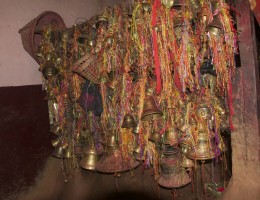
xmin=132 ymin=123 xmax=141 ymax=134
xmin=80 ymin=146 xmax=101 ymax=171
xmin=133 ymin=143 xmax=143 ymax=161
xmin=52 ymin=145 xmax=65 ymax=159
xmin=186 ymin=132 xmax=215 ymax=160
xmin=158 ymin=148 xmax=191 ymax=189
xmin=180 ymin=137 xmax=193 ymax=155
xmin=64 ymin=148 xmax=73 ymax=159
xmin=121 ymin=114 xmax=137 ymax=128
xmin=96 ymin=11 xmax=109 ymax=29
xmin=182 ymin=155 xmax=194 ymax=169
xmin=190 ymin=0 xmax=201 ymax=13
xmin=51 ymin=138 xmax=60 ymax=147
xmin=42 ymin=53 xmax=58 ymax=79
xmin=162 ymin=128 xmax=179 ymax=146
xmin=196 ymin=104 xmax=211 ymax=121
xmin=148 ymin=131 xmax=162 ymax=143
xmin=141 ymin=96 xmax=163 ymax=121
xmin=50 ymin=124 xmax=62 ymax=136
xmin=96 ymin=135 xmax=140 ymax=173
xmin=206 ymin=16 xmax=223 ymax=36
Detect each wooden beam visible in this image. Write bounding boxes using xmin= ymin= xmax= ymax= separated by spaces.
xmin=222 ymin=0 xmax=260 ymax=199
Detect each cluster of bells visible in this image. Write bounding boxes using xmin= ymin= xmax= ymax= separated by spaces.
xmin=40 ymin=0 xmax=224 ymax=80
xmin=50 ymin=90 xmax=225 ymax=189
xmin=42 ymin=0 xmax=228 ymax=190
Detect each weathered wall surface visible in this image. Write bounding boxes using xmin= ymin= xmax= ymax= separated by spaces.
xmin=0 ymin=0 xmax=121 ymax=87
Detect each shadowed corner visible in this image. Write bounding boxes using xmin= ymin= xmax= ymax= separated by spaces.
xmin=95 ymin=190 xmax=158 ymax=200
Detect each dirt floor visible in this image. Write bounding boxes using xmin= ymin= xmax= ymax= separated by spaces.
xmin=17 ymin=157 xmax=228 ymax=200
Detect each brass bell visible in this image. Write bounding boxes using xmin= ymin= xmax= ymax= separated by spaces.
xmin=96 ymin=11 xmax=109 ymax=29
xmin=190 ymin=0 xmax=201 ymax=13
xmin=182 ymin=155 xmax=194 ymax=169
xmin=132 ymin=123 xmax=141 ymax=134
xmin=158 ymin=148 xmax=191 ymax=189
xmin=64 ymin=148 xmax=73 ymax=159
xmin=141 ymin=96 xmax=163 ymax=121
xmin=50 ymin=125 xmax=62 ymax=136
xmin=52 ymin=145 xmax=65 ymax=159
xmin=96 ymin=136 xmax=140 ymax=173
xmin=133 ymin=143 xmax=143 ymax=161
xmin=162 ymin=129 xmax=179 ymax=146
xmin=42 ymin=53 xmax=58 ymax=79
xmin=186 ymin=132 xmax=215 ymax=160
xmin=180 ymin=137 xmax=193 ymax=155
xmin=142 ymin=1 xmax=151 ymax=12
xmin=121 ymin=114 xmax=137 ymax=128
xmin=206 ymin=16 xmax=223 ymax=36
xmin=148 ymin=131 xmax=162 ymax=143
xmin=196 ymin=104 xmax=211 ymax=120
xmin=101 ymin=133 xmax=118 ymax=147
xmin=51 ymin=138 xmax=60 ymax=147
xmin=80 ymin=146 xmax=100 ymax=171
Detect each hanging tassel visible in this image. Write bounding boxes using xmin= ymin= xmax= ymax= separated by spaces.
xmin=152 ymin=0 xmax=162 ymax=95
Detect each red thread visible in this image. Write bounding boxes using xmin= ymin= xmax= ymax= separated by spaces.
xmin=152 ymin=0 xmax=162 ymax=95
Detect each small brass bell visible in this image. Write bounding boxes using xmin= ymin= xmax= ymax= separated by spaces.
xmin=121 ymin=114 xmax=137 ymax=128
xmin=50 ymin=125 xmax=62 ymax=136
xmin=162 ymin=129 xmax=179 ymax=146
xmin=141 ymin=96 xmax=163 ymax=121
xmin=133 ymin=143 xmax=143 ymax=161
xmin=180 ymin=137 xmax=193 ymax=155
xmin=206 ymin=16 xmax=223 ymax=36
xmin=161 ymin=0 xmax=174 ymax=8
xmin=196 ymin=104 xmax=211 ymax=120
xmin=52 ymin=145 xmax=65 ymax=159
xmin=64 ymin=148 xmax=73 ymax=159
xmin=80 ymin=146 xmax=100 ymax=171
xmin=190 ymin=0 xmax=201 ymax=13
xmin=96 ymin=11 xmax=109 ymax=29
xmin=132 ymin=123 xmax=141 ymax=134
xmin=42 ymin=53 xmax=58 ymax=79
xmin=182 ymin=155 xmax=194 ymax=169
xmin=186 ymin=132 xmax=215 ymax=160
xmin=51 ymin=138 xmax=60 ymax=147
xmin=142 ymin=1 xmax=151 ymax=12
xmin=148 ymin=131 xmax=162 ymax=143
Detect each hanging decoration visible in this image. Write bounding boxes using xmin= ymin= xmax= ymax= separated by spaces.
xmin=23 ymin=0 xmax=238 ymax=196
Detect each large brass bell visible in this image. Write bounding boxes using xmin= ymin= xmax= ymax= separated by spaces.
xmin=80 ymin=146 xmax=101 ymax=171
xmin=158 ymin=147 xmax=190 ymax=189
xmin=186 ymin=132 xmax=215 ymax=160
xmin=121 ymin=114 xmax=137 ymax=128
xmin=206 ymin=16 xmax=223 ymax=36
xmin=42 ymin=53 xmax=58 ymax=79
xmin=141 ymin=96 xmax=163 ymax=121
xmin=96 ymin=133 xmax=140 ymax=173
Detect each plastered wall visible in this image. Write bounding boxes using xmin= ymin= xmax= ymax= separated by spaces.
xmin=0 ymin=0 xmax=121 ymax=87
